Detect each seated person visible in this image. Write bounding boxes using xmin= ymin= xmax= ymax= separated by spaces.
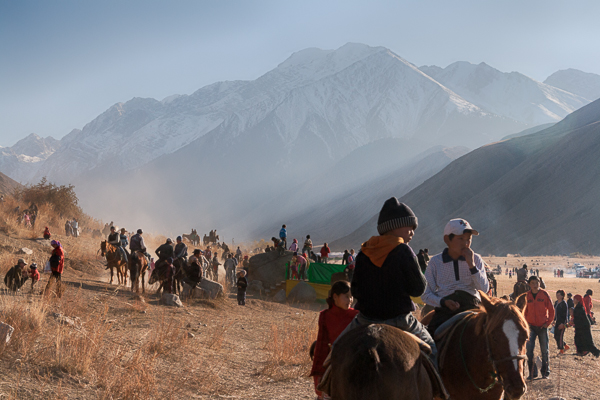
xmin=4 ymin=259 xmax=29 ymax=291
xmin=422 ymin=219 xmax=490 ymax=335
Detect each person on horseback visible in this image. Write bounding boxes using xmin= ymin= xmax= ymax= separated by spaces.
xmin=421 ymin=218 xmax=489 ymax=336
xmin=119 ymin=228 xmax=130 ymax=258
xmin=516 ymin=264 xmax=528 ymax=282
xmin=174 ymin=236 xmax=188 ymax=262
xmin=108 ymin=226 xmax=128 ymax=263
xmin=130 ymin=229 xmax=151 ymax=261
xmin=155 ymin=238 xmax=174 ymax=264
xmin=335 ymin=198 xmax=436 ymax=357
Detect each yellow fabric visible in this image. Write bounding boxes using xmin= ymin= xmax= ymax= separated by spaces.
xmin=286 ymin=280 xmax=331 ymax=300
xmin=360 ymin=235 xmax=404 ymax=267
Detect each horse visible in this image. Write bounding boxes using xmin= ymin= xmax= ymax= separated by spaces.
xmin=437 ymin=292 xmax=529 ymax=400
xmin=129 ymin=251 xmax=148 ymax=294
xmin=148 ymin=261 xmax=171 ymax=295
xmin=511 ymin=281 xmax=529 ymax=300
xmin=172 ymin=257 xmax=188 ymax=295
xmin=100 ymin=241 xmax=128 ymax=285
xmin=325 ymin=324 xmax=444 ymax=399
xmin=182 ymin=229 xmax=199 ymax=246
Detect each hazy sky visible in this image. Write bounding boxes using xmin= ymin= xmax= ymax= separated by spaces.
xmin=1 ymin=0 xmax=599 ymax=146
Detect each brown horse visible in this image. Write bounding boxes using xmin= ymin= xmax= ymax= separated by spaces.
xmin=129 ymin=251 xmax=148 ymax=294
xmin=437 ymin=292 xmax=529 ymax=400
xmin=100 ymin=241 xmax=128 ymax=285
xmin=182 ymin=229 xmax=199 ymax=246
xmin=511 ymin=281 xmax=529 ymax=300
xmin=326 ymin=324 xmax=445 ymax=400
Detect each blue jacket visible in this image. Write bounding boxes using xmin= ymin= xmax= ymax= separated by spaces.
xmin=279 ymin=228 xmax=287 ymax=239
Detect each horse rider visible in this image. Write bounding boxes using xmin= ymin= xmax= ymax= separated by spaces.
xmin=129 ymin=229 xmax=151 ymax=261
xmin=516 ymin=264 xmax=528 ymax=283
xmin=422 ymin=218 xmax=490 ymax=336
xmin=107 ymin=226 xmax=128 ymax=263
xmin=155 ymin=238 xmax=174 ymax=267
xmin=119 ymin=228 xmax=130 ymax=258
xmin=174 ymin=236 xmax=188 ymax=262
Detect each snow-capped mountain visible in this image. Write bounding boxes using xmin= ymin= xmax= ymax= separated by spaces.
xmin=0 ymin=133 xmax=62 ymax=183
xmin=544 ymin=68 xmax=600 ymax=102
xmin=419 ymin=61 xmax=589 ymax=125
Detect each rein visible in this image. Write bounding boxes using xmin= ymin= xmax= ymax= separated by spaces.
xmin=458 ymin=313 xmax=527 ymax=394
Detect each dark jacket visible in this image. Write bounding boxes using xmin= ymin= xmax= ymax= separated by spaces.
xmin=567 ymin=298 xmax=575 ymax=310
xmin=4 ymin=265 xmax=28 ymax=291
xmin=554 ymin=300 xmax=569 ymax=326
xmin=236 ymin=277 xmax=248 ymax=292
xmin=108 ymin=232 xmax=121 ymax=246
xmin=573 ymin=303 xmax=598 ymax=354
xmin=352 ymin=243 xmax=426 ymax=320
xmin=155 ymin=243 xmax=174 ymax=261
xmin=174 ymin=242 xmax=188 ymax=259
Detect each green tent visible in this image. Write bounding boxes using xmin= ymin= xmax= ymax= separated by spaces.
xmin=306 ymin=262 xmax=347 ymax=284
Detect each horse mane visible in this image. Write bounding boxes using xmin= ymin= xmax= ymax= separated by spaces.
xmin=474 ymin=296 xmax=528 ymax=336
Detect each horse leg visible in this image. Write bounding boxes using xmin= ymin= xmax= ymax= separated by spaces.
xmin=109 ymin=265 xmax=114 ymax=284
xmin=141 ymin=270 xmax=146 ymax=294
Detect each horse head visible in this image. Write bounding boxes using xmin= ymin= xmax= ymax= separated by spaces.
xmin=100 ymin=241 xmax=107 ymax=257
xmin=148 ymin=268 xmax=160 ymax=285
xmin=478 ymin=291 xmax=528 ymax=400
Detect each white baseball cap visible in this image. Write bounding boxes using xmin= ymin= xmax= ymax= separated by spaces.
xmin=443 ymin=218 xmax=479 ymax=236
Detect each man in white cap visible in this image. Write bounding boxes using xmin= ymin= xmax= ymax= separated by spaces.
xmin=422 ymin=218 xmax=490 ymax=335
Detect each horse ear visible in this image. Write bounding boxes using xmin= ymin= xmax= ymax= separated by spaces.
xmin=515 ymin=293 xmax=527 ymax=311
xmin=479 ymin=290 xmax=495 ymax=314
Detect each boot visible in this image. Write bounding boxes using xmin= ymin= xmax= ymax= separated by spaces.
xmin=541 ymin=361 xmax=550 ymax=378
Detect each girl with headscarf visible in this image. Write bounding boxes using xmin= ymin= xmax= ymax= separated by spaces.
xmin=43 ymin=226 xmax=51 ymax=240
xmin=571 ymin=294 xmax=600 ymax=357
xmin=43 ymin=240 xmax=64 ymax=297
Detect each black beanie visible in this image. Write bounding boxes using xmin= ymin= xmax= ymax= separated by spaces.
xmin=377 ymin=197 xmax=418 ymax=235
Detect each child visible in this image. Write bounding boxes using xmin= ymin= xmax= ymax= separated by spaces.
xmin=43 ymin=226 xmax=51 ymax=240
xmin=310 ymin=281 xmax=358 ymax=400
xmin=290 ymin=253 xmax=300 ymax=280
xmin=345 ymin=249 xmax=356 ymax=282
xmin=302 ymin=235 xmax=313 ymax=256
xmin=571 ymin=294 xmax=600 ymax=357
xmin=320 ymin=243 xmax=331 ymax=264
xmin=289 ymin=238 xmax=299 ymax=252
xmin=236 ymin=270 xmax=248 ymax=305
xmin=28 ymin=263 xmax=40 ymax=292
xmin=553 ymin=290 xmax=570 ymax=354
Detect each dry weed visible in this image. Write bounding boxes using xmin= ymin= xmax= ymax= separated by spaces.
xmin=261 ymin=321 xmax=317 ymax=380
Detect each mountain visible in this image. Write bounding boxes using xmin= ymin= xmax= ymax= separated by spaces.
xmin=501 ymin=123 xmax=554 ymax=141
xmin=332 ymin=97 xmax=600 ymax=256
xmin=0 ymin=133 xmax=62 ymax=183
xmin=544 ymin=69 xmax=600 ymax=102
xmin=0 ymin=171 xmax=21 ymax=195
xmin=419 ymin=62 xmax=589 ymax=125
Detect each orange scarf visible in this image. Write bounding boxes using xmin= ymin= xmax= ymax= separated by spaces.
xmin=360 ymin=235 xmax=404 ymax=267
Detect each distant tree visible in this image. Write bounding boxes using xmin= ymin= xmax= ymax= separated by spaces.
xmin=13 ymin=177 xmax=84 ymax=219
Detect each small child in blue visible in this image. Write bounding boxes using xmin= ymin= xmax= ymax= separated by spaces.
xmin=237 ymin=270 xmax=248 ymax=305
xmin=279 ymin=224 xmax=287 ymax=249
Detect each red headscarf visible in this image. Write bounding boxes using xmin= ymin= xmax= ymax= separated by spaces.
xmin=574 ymin=294 xmax=588 ymax=314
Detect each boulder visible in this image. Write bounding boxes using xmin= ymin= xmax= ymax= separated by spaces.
xmin=18 ymin=247 xmax=33 ymax=255
xmin=273 ymin=289 xmax=286 ymax=303
xmin=248 ymin=251 xmax=294 ymax=288
xmin=198 ymin=279 xmax=223 ymax=299
xmin=247 ymin=280 xmax=264 ymax=293
xmin=182 ymin=282 xmax=209 ymax=299
xmin=161 ymin=293 xmax=183 ymax=307
xmin=287 ymin=281 xmax=317 ymax=303
xmin=0 ymin=322 xmax=14 ymax=344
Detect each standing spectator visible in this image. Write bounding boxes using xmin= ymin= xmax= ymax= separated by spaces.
xmin=72 ymin=219 xmax=79 ymax=237
xmin=553 ymin=290 xmax=570 ymax=354
xmin=43 ymin=226 xmax=51 ymax=240
xmin=296 ymin=252 xmax=309 ymax=280
xmin=289 ymin=256 xmax=300 ymax=280
xmin=341 ymin=250 xmax=349 ymax=266
xmin=289 ymin=239 xmax=299 ymax=253
xmin=345 ymin=249 xmax=356 ymax=282
xmin=224 ymin=254 xmax=237 ymax=286
xmin=212 ymin=253 xmax=221 ymax=281
xmin=310 ymin=281 xmax=359 ymax=399
xmin=236 ymin=270 xmax=248 ymax=305
xmin=302 ymin=235 xmax=313 ymax=256
xmin=279 ymin=224 xmax=287 ymax=249
xmin=64 ymin=220 xmax=72 ymax=236
xmin=235 ymin=246 xmax=242 ymax=262
xmin=423 ymin=248 xmax=430 ymax=264
xmin=242 ymin=255 xmax=250 ymax=274
xmin=320 ymin=243 xmax=331 ymax=264
xmin=571 ymin=295 xmax=600 ymax=357
xmin=524 ymin=275 xmax=555 ymax=379
xmin=44 ymin=240 xmax=65 ymax=297
xmin=583 ymin=290 xmax=595 ymax=324
xmin=567 ymin=293 xmax=575 ymax=310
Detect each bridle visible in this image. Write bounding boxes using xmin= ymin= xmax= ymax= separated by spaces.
xmin=458 ymin=313 xmax=527 ymax=394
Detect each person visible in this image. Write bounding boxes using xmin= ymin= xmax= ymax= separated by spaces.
xmin=235 ymin=246 xmax=242 ymax=262
xmin=289 ymin=239 xmax=299 ymax=253
xmin=212 ymin=253 xmax=221 ymax=280
xmin=337 ymin=198 xmax=435 ymax=358
xmin=422 ymin=218 xmax=489 ymax=335
xmin=345 ymin=249 xmax=356 ymax=282
xmin=72 ymin=219 xmax=79 ymax=237
xmin=279 ymin=224 xmax=287 ymax=249
xmin=289 ymin=256 xmax=300 ymax=280
xmin=28 ymin=263 xmax=40 ymax=292
xmin=224 ymin=253 xmax=237 ymax=286
xmin=516 ymin=264 xmax=528 ymax=282
xmin=236 ymin=270 xmax=248 ymax=305
xmin=65 ymin=220 xmax=72 ymax=236
xmin=242 ymin=255 xmax=250 ymax=274
xmin=44 ymin=240 xmax=65 ymax=297
xmin=43 ymin=226 xmax=51 ymax=240
xmin=524 ymin=275 xmax=555 ymax=379
xmin=205 ymin=246 xmax=212 ymax=261
xmin=567 ymin=292 xmax=575 ymax=310
xmin=423 ymin=248 xmax=430 ymax=264
xmin=155 ymin=238 xmax=174 ymax=263
xmin=163 ymin=257 xmax=175 ymax=294
xmin=302 ymin=235 xmax=313 ymax=256
xmin=184 ymin=254 xmax=203 ymax=289
xmin=174 ymin=236 xmax=188 ymax=262
xmin=108 ymin=226 xmax=128 ymax=263
xmin=570 ymin=294 xmax=600 ymax=357
xmin=341 ymin=250 xmax=349 ymax=266
xmin=553 ymin=289 xmax=570 ymax=354
xmin=292 ymin=252 xmax=308 ymax=280
xmin=583 ymin=290 xmax=595 ymax=324
xmin=130 ymin=229 xmax=151 ymax=261
xmin=4 ymin=258 xmax=28 ymax=291
xmin=320 ymin=243 xmax=331 ymax=264
xmin=310 ymin=281 xmax=359 ymax=399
